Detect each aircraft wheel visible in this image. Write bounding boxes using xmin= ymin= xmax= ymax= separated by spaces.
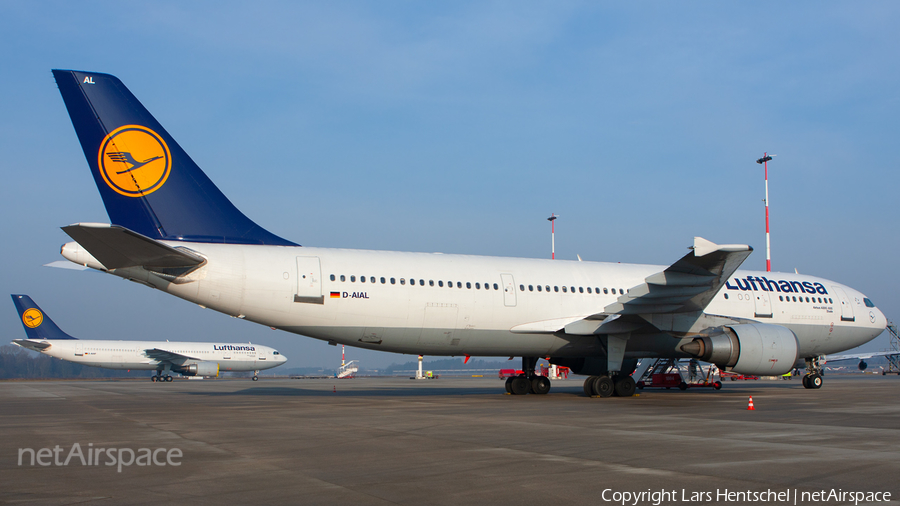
xmin=252 ymin=376 xmax=259 ymax=381
xmin=810 ymin=373 xmax=823 ymax=389
xmin=614 ymin=376 xmax=636 ymax=397
xmin=510 ymin=376 xmax=530 ymax=395
xmin=636 ymin=381 xmax=645 ymax=390
xmin=505 ymin=377 xmax=514 ymax=393
xmin=593 ymin=375 xmax=615 ymax=398
xmin=165 ymin=375 xmax=173 ymax=382
xmin=713 ymin=381 xmax=722 ymax=390
xmin=531 ymin=376 xmax=551 ymax=395
xmin=802 ymin=374 xmax=811 ymax=389
xmin=583 ymin=376 xmax=597 ymax=397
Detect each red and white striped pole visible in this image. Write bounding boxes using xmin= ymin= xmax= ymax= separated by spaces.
xmin=756 ymin=154 xmax=774 ymax=272
xmin=548 ymin=214 xmax=558 ymax=260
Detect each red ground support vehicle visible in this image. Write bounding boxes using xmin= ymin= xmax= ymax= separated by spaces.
xmin=635 ymin=359 xmax=723 ymax=390
xmin=499 ymin=369 xmax=524 ymax=379
xmin=720 ymin=372 xmax=760 ymax=381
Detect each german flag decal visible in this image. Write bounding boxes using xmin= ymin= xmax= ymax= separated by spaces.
xmin=330 ymin=292 xmax=341 ymax=299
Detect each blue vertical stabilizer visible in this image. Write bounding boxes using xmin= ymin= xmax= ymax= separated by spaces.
xmin=52 ymin=69 xmax=296 ymax=246
xmin=11 ymin=295 xmax=78 ymax=340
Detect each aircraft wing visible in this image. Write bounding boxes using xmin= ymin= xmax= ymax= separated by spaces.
xmin=143 ymin=348 xmax=199 ymax=363
xmin=12 ymin=339 xmax=52 ymax=352
xmin=61 ymin=223 xmax=205 ymax=271
xmin=564 ymin=237 xmax=752 ymax=335
xmin=825 ymin=351 xmax=899 ymax=362
xmin=604 ymin=237 xmax=751 ymax=315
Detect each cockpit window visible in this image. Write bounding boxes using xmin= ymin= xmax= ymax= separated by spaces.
xmin=273 ymin=351 xmax=280 ymax=355
xmin=864 ymin=298 xmax=875 ymax=308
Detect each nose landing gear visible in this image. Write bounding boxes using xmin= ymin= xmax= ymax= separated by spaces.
xmin=802 ymin=357 xmax=824 ymax=389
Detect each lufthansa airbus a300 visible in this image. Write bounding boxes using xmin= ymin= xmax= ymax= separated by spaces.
xmin=49 ymin=70 xmax=887 ymax=397
xmin=11 ymin=295 xmax=286 ymax=381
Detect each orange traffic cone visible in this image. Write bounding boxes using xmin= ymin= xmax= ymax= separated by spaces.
xmin=747 ymin=396 xmax=755 ymax=410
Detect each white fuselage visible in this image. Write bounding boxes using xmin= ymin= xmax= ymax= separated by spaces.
xmin=66 ymin=242 xmax=886 ymax=361
xmin=24 ymin=339 xmax=286 ymax=372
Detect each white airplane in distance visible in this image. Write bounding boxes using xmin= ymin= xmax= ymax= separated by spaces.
xmin=11 ymin=295 xmax=287 ymax=382
xmin=50 ymin=70 xmax=888 ymax=397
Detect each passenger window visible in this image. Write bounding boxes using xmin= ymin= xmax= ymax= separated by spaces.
xmin=562 ymin=286 xmax=567 ymax=293
xmin=829 ymin=298 xmax=833 ymax=303
xmin=587 ymin=287 xmax=592 ymax=294
xmin=380 ymin=277 xmax=386 ymax=284
xmin=438 ymin=281 xmax=444 ymax=287
xmin=779 ymin=296 xmax=783 ymax=301
xmin=603 ymin=288 xmax=608 ymax=294
xmin=430 ymin=280 xmax=435 ymax=287
xmin=400 ymin=278 xmax=406 ymax=285
xmin=340 ymin=275 xmax=346 ymax=282
xmin=457 ymin=282 xmax=462 ymax=288
xmin=390 ymin=278 xmax=396 ymax=284
xmin=528 ymin=285 xmax=534 ymax=292
xmin=545 ymin=285 xmax=550 ymax=292
xmin=371 ymin=277 xmax=376 ymax=283
xmin=420 ymin=279 xmax=425 ymax=286
xmin=475 ymin=283 xmax=481 ymax=289
xmin=579 ymin=287 xmax=584 ymax=293
xmin=466 ymin=282 xmax=471 ymax=289
xmin=350 ymin=275 xmax=356 ymax=282
xmin=554 ymin=286 xmax=559 ymax=292
xmin=792 ymin=296 xmax=797 ymax=302
xmin=493 ymin=283 xmax=499 ymax=290
xmin=571 ymin=287 xmax=576 ymax=293
xmin=724 ymin=293 xmax=729 ymax=300
xmin=520 ymin=284 xmax=525 ymax=291
xmin=330 ymin=274 xmax=335 ymax=281
xmin=805 ymin=297 xmax=810 ymax=302
xmin=360 ymin=276 xmax=366 ymax=283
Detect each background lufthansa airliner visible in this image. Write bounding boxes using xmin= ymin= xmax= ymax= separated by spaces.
xmin=49 ymin=69 xmax=887 ymax=397
xmin=11 ymin=294 xmax=286 ymax=381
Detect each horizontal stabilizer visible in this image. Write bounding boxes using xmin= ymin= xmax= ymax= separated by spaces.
xmin=62 ymin=223 xmax=205 ymax=270
xmin=12 ymin=339 xmax=52 ymax=352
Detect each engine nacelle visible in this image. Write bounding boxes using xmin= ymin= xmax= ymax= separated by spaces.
xmin=181 ymin=361 xmax=219 ymax=377
xmin=680 ymin=323 xmax=799 ymax=376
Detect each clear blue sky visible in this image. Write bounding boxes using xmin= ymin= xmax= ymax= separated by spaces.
xmin=1 ymin=2 xmax=898 ymax=369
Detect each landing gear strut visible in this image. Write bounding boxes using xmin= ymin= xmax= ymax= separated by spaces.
xmin=506 ymin=357 xmax=551 ymax=395
xmin=252 ymin=370 xmax=259 ymax=381
xmin=802 ymin=357 xmax=824 ymax=389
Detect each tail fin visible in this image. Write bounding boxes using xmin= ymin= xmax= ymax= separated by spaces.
xmin=52 ymin=70 xmax=296 ymax=246
xmin=11 ymin=295 xmax=77 ymax=340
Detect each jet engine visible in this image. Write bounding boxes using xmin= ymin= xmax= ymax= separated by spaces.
xmin=858 ymin=360 xmax=868 ymax=371
xmin=680 ymin=323 xmax=798 ymax=376
xmin=180 ymin=361 xmax=220 ymax=377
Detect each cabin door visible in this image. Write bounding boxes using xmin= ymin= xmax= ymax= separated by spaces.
xmin=500 ymin=273 xmax=517 ymax=307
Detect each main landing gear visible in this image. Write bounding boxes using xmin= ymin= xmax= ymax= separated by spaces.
xmin=583 ymin=374 xmax=636 ymax=398
xmin=252 ymin=370 xmax=259 ymax=381
xmin=505 ymin=357 xmax=552 ymax=395
xmin=802 ymin=357 xmax=824 ymax=389
xmin=151 ymin=373 xmax=174 ymax=383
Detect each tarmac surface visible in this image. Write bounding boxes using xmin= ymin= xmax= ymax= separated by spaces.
xmin=1 ymin=375 xmax=898 ymax=506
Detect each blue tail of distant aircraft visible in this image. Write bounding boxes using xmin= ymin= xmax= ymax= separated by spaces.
xmin=52 ymin=70 xmax=296 ymax=246
xmin=11 ymin=295 xmax=77 ymax=340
